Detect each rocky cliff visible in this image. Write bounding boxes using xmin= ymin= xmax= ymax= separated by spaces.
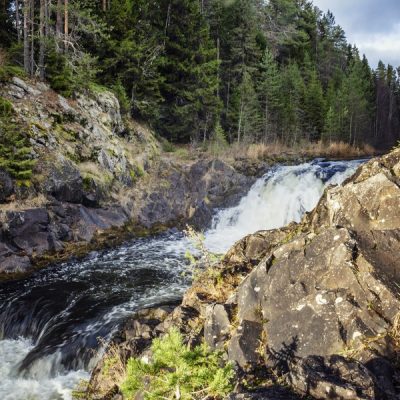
xmin=91 ymin=148 xmax=400 ymax=399
xmin=0 ymin=77 xmax=254 ymax=278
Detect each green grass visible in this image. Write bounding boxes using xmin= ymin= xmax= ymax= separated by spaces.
xmin=121 ymin=328 xmax=234 ymax=400
xmin=0 ymin=65 xmax=26 ymax=82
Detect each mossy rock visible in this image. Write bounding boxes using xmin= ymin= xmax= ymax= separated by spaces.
xmin=0 ymin=96 xmax=13 ymax=115
xmin=0 ymin=65 xmax=26 ymax=83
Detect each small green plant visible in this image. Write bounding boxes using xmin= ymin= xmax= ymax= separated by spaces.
xmin=72 ymin=380 xmax=90 ymax=399
xmin=0 ymin=65 xmax=26 ymax=82
xmin=161 ymin=137 xmax=176 ymax=153
xmin=184 ymin=225 xmax=223 ymax=280
xmin=209 ymin=121 xmax=228 ymax=156
xmin=121 ymin=328 xmax=234 ymax=400
xmin=112 ymin=80 xmax=131 ymax=114
xmin=0 ymin=96 xmax=13 ymax=114
xmin=175 ymin=147 xmax=190 ymax=159
xmin=0 ymin=97 xmax=36 ymax=183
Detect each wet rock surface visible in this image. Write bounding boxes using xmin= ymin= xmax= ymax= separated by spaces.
xmin=91 ymin=148 xmax=400 ymax=399
xmin=0 ymin=78 xmax=254 ymax=277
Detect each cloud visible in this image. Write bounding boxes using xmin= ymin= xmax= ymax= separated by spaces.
xmin=352 ymin=23 xmax=400 ymax=67
xmin=313 ymin=0 xmax=400 ymax=67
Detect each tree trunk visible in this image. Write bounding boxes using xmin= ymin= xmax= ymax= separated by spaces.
xmin=264 ymin=100 xmax=269 ymax=142
xmin=39 ymin=0 xmax=45 ymax=79
xmin=44 ymin=0 xmax=49 ymax=36
xmin=237 ymin=101 xmax=243 ymax=143
xmin=164 ymin=2 xmax=171 ymax=42
xmin=23 ymin=0 xmax=30 ymax=73
xmin=102 ymin=0 xmax=106 ymax=12
xmin=64 ymin=0 xmax=68 ymax=48
xmin=56 ymin=0 xmax=62 ymax=41
xmin=216 ymin=37 xmax=220 ymax=99
xmin=30 ymin=0 xmax=34 ymax=75
xmin=16 ymin=0 xmax=21 ymax=42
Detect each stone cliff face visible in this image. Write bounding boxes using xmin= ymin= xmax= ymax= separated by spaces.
xmin=0 ymin=77 xmax=254 ymax=277
xmin=92 ymin=149 xmax=400 ymax=399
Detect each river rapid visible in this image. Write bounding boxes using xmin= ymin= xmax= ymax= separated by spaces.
xmin=0 ymin=159 xmax=364 ymax=400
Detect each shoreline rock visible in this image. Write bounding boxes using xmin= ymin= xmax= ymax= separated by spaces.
xmin=0 ymin=78 xmax=255 ymax=279
xmin=90 ymin=148 xmax=400 ymax=399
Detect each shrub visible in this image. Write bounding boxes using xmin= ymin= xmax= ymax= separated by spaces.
xmin=0 ymin=96 xmax=13 ymax=114
xmin=160 ymin=137 xmax=176 ymax=153
xmin=111 ymin=80 xmax=131 ymax=115
xmin=0 ymin=65 xmax=26 ymax=83
xmin=0 ymin=98 xmax=35 ymax=183
xmin=121 ymin=328 xmax=234 ymax=400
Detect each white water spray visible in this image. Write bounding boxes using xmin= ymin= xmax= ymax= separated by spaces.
xmin=0 ymin=159 xmax=363 ymax=399
xmin=204 ymin=159 xmax=362 ymax=253
xmin=0 ymin=339 xmax=88 ymax=400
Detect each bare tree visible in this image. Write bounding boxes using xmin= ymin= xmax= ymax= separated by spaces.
xmin=23 ymin=0 xmax=30 ymax=74
xmin=16 ymin=0 xmax=21 ymax=42
xmin=56 ymin=0 xmax=62 ymax=40
xmin=64 ymin=0 xmax=68 ymax=48
xmin=29 ymin=0 xmax=34 ymax=74
xmin=39 ymin=0 xmax=45 ymax=79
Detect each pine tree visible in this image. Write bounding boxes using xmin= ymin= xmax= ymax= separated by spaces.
xmin=157 ymin=0 xmax=220 ymax=142
xmin=280 ymin=62 xmax=305 ymax=144
xmin=219 ymin=0 xmax=262 ymax=139
xmin=0 ymin=98 xmax=35 ymax=182
xmin=257 ymin=48 xmax=282 ymax=142
xmin=98 ymin=0 xmax=164 ymax=120
xmin=303 ymin=68 xmax=325 ymax=140
xmin=231 ymin=69 xmax=262 ymax=143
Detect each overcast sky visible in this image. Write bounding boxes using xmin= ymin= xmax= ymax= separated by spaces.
xmin=312 ymin=0 xmax=400 ymax=68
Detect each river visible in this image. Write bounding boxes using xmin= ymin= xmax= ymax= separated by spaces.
xmin=0 ymin=159 xmax=364 ymax=400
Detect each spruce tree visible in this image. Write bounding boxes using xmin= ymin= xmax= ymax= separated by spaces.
xmin=280 ymin=62 xmax=305 ymax=144
xmin=303 ymin=68 xmax=325 ymax=140
xmin=157 ymin=0 xmax=220 ymax=142
xmin=0 ymin=99 xmax=35 ymax=182
xmin=257 ymin=48 xmax=282 ymax=142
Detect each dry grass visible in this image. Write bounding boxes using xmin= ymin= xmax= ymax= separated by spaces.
xmin=305 ymin=141 xmax=376 ymax=159
xmin=0 ymin=194 xmax=49 ymax=215
xmin=0 ymin=47 xmax=7 ymax=66
xmin=195 ymin=140 xmax=377 ymax=162
xmin=391 ymin=312 xmax=400 ymax=347
xmin=83 ymin=342 xmax=127 ymax=399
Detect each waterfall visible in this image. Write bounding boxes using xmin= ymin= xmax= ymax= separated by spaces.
xmin=0 ymin=158 xmax=363 ymax=399
xmin=204 ymin=159 xmax=363 ymax=253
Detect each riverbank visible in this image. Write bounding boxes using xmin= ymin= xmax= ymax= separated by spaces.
xmin=0 ymin=158 xmax=364 ymax=400
xmin=89 ymin=148 xmax=400 ymax=400
xmin=0 ymin=76 xmax=258 ymax=279
xmin=0 ymin=75 xmax=376 ymax=281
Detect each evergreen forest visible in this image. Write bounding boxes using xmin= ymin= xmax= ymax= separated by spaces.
xmin=1 ymin=0 xmax=400 ymax=149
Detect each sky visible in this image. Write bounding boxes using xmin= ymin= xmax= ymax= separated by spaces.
xmin=312 ymin=0 xmax=400 ymax=68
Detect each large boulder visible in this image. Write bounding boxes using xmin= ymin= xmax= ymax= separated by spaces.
xmin=288 ymin=355 xmax=376 ymax=400
xmin=4 ymin=208 xmax=54 ymax=255
xmin=0 ymin=168 xmax=14 ymax=203
xmin=134 ymin=159 xmax=254 ymax=229
xmin=172 ymin=149 xmax=400 ymax=399
xmin=42 ymin=156 xmax=84 ymax=203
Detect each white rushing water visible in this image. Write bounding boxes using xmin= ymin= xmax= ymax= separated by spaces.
xmin=204 ymin=159 xmax=362 ymax=253
xmin=0 ymin=159 xmax=363 ymax=399
xmin=0 ymin=339 xmax=88 ymax=400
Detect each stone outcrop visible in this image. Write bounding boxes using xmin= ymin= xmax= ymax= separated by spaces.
xmin=92 ymin=148 xmax=400 ymax=399
xmin=0 ymin=77 xmax=254 ymax=277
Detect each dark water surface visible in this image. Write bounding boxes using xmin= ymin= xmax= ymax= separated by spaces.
xmin=0 ymin=159 xmax=365 ymax=400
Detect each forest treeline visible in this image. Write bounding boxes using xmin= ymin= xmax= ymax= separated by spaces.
xmin=1 ymin=0 xmax=400 ymax=149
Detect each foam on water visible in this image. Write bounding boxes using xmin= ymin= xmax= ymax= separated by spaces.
xmin=0 ymin=338 xmax=88 ymax=400
xmin=0 ymin=159 xmax=364 ymax=398
xmin=204 ymin=159 xmax=363 ymax=253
